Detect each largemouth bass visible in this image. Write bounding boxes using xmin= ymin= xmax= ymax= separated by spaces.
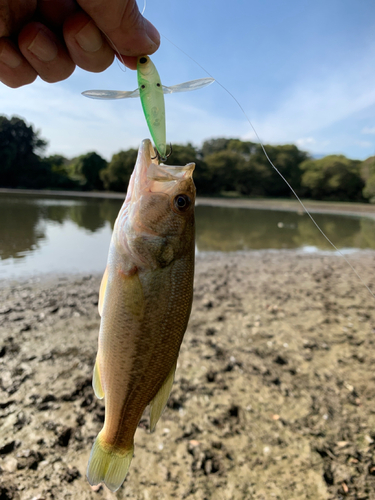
xmin=86 ymin=139 xmax=196 ymax=492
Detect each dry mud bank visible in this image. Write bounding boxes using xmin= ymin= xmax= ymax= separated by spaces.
xmin=1 ymin=251 xmax=375 ymax=500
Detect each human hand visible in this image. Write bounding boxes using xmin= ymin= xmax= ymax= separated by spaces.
xmin=0 ymin=0 xmax=160 ymax=88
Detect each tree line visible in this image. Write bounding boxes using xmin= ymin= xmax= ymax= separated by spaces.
xmin=1 ymin=115 xmax=375 ymax=202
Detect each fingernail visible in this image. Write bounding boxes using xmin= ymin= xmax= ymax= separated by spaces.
xmin=0 ymin=45 xmax=22 ymax=68
xmin=28 ymin=30 xmax=58 ymax=62
xmin=75 ymin=21 xmax=103 ymax=53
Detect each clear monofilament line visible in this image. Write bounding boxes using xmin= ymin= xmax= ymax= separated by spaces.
xmin=100 ymin=30 xmax=127 ymax=72
xmin=162 ymin=33 xmax=375 ymax=300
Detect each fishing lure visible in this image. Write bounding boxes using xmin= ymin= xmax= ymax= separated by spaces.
xmin=82 ymin=55 xmax=214 ymax=160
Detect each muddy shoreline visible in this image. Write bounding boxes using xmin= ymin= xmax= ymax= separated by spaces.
xmin=1 ymin=251 xmax=375 ymax=499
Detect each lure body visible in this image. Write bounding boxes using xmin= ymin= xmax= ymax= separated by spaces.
xmin=82 ymin=55 xmax=214 ymax=159
xmin=137 ymin=56 xmax=167 ymax=158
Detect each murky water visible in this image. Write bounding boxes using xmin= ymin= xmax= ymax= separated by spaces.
xmin=1 ymin=193 xmax=375 ymax=278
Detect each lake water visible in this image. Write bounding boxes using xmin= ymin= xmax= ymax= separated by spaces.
xmin=1 ymin=192 xmax=375 ymax=279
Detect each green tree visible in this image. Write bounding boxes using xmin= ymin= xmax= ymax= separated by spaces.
xmin=360 ymin=155 xmax=375 ymax=183
xmin=249 ymin=144 xmax=308 ymax=197
xmin=165 ymin=143 xmax=213 ymax=193
xmin=203 ymin=150 xmax=245 ymax=194
xmin=46 ymin=154 xmax=69 ymax=174
xmin=300 ymin=155 xmax=364 ymax=201
xmin=226 ymin=139 xmax=257 ymax=157
xmin=199 ymin=138 xmax=308 ymax=197
xmin=100 ymin=149 xmax=138 ymax=191
xmin=70 ymin=152 xmax=107 ymax=190
xmin=0 ymin=115 xmax=48 ymax=188
xmin=166 ymin=143 xmax=197 ymax=165
xmin=41 ymin=155 xmax=78 ymax=189
xmin=201 ymin=138 xmax=233 ymax=157
xmin=363 ymin=173 xmax=375 ymax=203
xmin=361 ymin=156 xmax=375 ymax=203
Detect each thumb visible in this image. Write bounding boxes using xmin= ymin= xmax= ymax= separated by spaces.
xmin=76 ymin=0 xmax=160 ymax=56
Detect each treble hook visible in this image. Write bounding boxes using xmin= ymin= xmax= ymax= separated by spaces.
xmin=151 ymin=144 xmax=173 ymax=163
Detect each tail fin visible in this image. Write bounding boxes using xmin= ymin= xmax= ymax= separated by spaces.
xmin=86 ymin=433 xmax=134 ymax=492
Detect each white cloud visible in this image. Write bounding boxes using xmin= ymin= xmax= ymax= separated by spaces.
xmin=252 ymin=78 xmax=375 ymax=145
xmin=356 ymin=140 xmax=373 ymax=148
xmin=362 ymin=126 xmax=375 ymax=135
xmin=239 ymin=45 xmax=375 ymax=158
xmin=296 ymin=137 xmax=316 ymax=147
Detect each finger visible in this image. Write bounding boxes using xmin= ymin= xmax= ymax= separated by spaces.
xmin=77 ymin=0 xmax=160 ymax=56
xmin=63 ymin=11 xmax=114 ymax=73
xmin=38 ymin=0 xmax=77 ymax=28
xmin=0 ymin=0 xmax=37 ymax=37
xmin=18 ymin=22 xmax=75 ymax=83
xmin=118 ymin=54 xmax=137 ymax=70
xmin=0 ymin=38 xmax=37 ymax=87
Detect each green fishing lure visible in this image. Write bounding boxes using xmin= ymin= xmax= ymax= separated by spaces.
xmin=83 ymin=55 xmax=214 ymax=160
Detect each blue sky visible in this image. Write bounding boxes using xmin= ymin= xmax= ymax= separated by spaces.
xmin=1 ymin=0 xmax=375 ymax=161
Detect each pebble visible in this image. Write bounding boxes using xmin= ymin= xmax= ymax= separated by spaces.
xmin=2 ymin=456 xmax=18 ymax=473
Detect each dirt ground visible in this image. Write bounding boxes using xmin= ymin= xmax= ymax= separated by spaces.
xmin=1 ymin=250 xmax=375 ymax=500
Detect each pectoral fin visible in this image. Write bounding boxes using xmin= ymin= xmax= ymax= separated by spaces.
xmin=93 ymin=358 xmax=104 ymax=400
xmin=98 ymin=266 xmax=109 ymax=317
xmin=120 ymin=271 xmax=144 ymax=319
xmin=149 ymin=361 xmax=177 ymax=432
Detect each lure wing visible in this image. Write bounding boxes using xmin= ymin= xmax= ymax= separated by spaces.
xmin=82 ymin=78 xmax=214 ymax=101
xmin=162 ymin=77 xmax=215 ymax=94
xmin=82 ymin=89 xmax=140 ymax=99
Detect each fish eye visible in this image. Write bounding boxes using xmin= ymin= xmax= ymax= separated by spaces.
xmin=174 ymin=194 xmax=191 ymax=212
xmin=139 ymin=57 xmax=148 ymax=64
xmin=141 ymin=84 xmax=146 ymax=89
xmin=156 ymin=83 xmax=161 ymax=87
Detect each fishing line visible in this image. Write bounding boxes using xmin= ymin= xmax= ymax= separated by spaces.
xmin=101 ymin=30 xmax=127 ymax=73
xmin=100 ymin=0 xmax=147 ymax=72
xmin=161 ymin=33 xmax=375 ymax=300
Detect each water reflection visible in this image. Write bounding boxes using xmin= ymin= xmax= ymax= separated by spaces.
xmin=1 ymin=193 xmax=375 ymax=277
xmin=0 ymin=196 xmax=45 ymax=260
xmin=0 ymin=194 xmax=122 ymax=261
xmin=195 ymin=206 xmax=375 ymax=252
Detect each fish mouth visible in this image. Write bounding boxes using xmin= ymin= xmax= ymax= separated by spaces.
xmin=125 ymin=139 xmax=195 ymax=202
xmin=113 ymin=140 xmax=195 ymax=261
xmin=123 ymin=139 xmax=155 ymax=207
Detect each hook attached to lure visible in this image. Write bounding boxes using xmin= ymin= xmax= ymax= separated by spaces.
xmin=82 ymin=55 xmax=214 ymax=159
xmin=151 ymin=143 xmax=173 ymax=163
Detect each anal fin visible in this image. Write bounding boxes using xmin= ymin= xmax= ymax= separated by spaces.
xmin=149 ymin=361 xmax=177 ymax=432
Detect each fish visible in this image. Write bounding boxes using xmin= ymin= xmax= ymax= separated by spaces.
xmin=82 ymin=55 xmax=214 ymax=159
xmin=86 ymin=138 xmax=196 ymax=492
